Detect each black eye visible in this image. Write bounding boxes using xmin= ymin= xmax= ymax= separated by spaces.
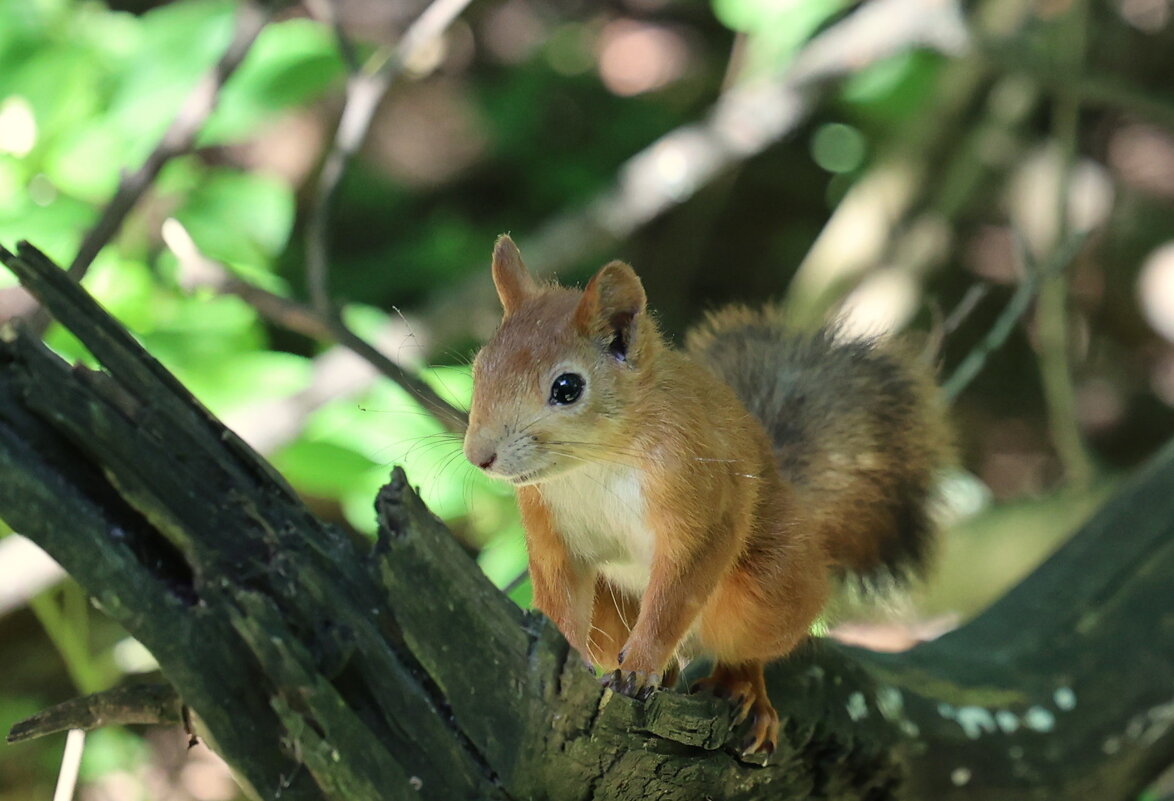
xmin=549 ymin=373 xmax=585 ymax=405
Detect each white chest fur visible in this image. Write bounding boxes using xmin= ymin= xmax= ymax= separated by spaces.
xmin=540 ymin=462 xmax=654 ymax=597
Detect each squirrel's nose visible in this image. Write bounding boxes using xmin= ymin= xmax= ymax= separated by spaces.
xmin=464 ymin=439 xmax=498 ymax=471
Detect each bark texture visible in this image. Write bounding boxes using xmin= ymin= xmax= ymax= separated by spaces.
xmin=1 ymin=241 xmax=1170 ymax=800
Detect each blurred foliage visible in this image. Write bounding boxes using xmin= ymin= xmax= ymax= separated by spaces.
xmin=2 ymin=0 xmax=1174 ymax=798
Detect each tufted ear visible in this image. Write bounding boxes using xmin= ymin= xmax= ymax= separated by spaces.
xmin=574 ymin=261 xmax=646 ymax=362
xmin=491 ymin=234 xmax=536 ymax=316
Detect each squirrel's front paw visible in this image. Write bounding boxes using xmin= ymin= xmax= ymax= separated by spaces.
xmin=601 ymin=667 xmax=662 ymax=700
xmin=600 ymin=646 xmax=665 ymax=699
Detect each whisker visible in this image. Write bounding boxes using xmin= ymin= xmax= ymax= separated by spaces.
xmin=358 ymin=405 xmax=468 ymax=426
xmin=606 ymin=580 xmax=633 ymax=633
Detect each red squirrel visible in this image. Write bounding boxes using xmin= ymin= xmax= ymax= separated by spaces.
xmin=463 ymin=235 xmax=951 ymax=755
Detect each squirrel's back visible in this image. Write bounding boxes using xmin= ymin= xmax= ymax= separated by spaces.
xmin=685 ymin=305 xmax=952 ymax=586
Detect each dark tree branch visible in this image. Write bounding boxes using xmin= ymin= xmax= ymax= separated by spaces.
xmin=304 ymin=0 xmax=362 ymax=75
xmin=1 ymin=241 xmax=1171 ymax=800
xmin=7 ymin=684 xmax=181 ymax=743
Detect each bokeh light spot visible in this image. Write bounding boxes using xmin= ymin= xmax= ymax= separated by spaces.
xmin=811 ymin=122 xmax=866 ymax=174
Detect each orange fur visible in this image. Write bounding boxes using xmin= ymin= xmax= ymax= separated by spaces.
xmin=464 ymin=235 xmax=949 ymax=756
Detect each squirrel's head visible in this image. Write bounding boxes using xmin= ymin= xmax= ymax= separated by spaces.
xmin=463 ymin=234 xmax=653 ymax=485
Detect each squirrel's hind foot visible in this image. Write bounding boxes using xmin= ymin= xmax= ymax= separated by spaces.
xmin=691 ymin=661 xmax=779 ymax=757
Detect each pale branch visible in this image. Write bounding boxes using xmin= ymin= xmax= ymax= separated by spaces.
xmin=942 ymin=284 xmax=991 ymax=338
xmin=1 ymin=240 xmax=1171 ymax=800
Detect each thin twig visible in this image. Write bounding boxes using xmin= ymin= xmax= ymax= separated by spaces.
xmin=943 ymin=283 xmax=991 ymax=337
xmin=1036 ymin=0 xmax=1095 ymax=489
xmin=920 ymin=282 xmax=991 ymax=366
xmin=163 ymin=220 xmax=467 ymax=433
xmin=323 ymin=316 xmax=468 ymax=433
xmin=977 ymin=41 xmax=1174 ymax=133
xmin=304 ymin=0 xmax=362 ymax=74
xmin=305 ymin=0 xmax=476 ymax=315
xmin=942 ymin=230 xmax=1087 ymax=402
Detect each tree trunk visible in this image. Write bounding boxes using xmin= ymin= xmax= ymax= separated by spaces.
xmin=1 ymin=241 xmax=1170 ymax=800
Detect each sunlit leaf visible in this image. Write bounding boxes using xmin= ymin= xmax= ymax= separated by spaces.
xmin=477 ymin=525 xmax=529 ymax=589
xmin=841 ymin=50 xmax=943 ymax=123
xmin=711 ymin=0 xmax=844 ymax=76
xmin=201 ymin=19 xmax=344 ymax=143
xmin=172 ymin=168 xmax=295 ymax=264
xmin=272 ymin=439 xmax=378 ymax=498
xmin=78 ymin=728 xmax=149 ymax=782
xmin=108 ymin=0 xmax=236 ymax=151
xmin=174 ymin=349 xmax=312 ymax=415
xmin=43 ymin=122 xmax=127 ymax=201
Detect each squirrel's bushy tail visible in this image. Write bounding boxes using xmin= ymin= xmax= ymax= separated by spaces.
xmin=685 ymin=305 xmax=952 ymax=586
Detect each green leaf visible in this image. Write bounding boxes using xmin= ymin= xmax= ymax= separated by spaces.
xmin=42 ymin=121 xmax=127 ymax=201
xmin=169 ymin=349 xmax=312 ymax=416
xmin=107 ymin=0 xmax=236 ymax=151
xmin=201 ymin=19 xmax=344 ymax=143
xmin=79 ymin=728 xmax=149 ymax=782
xmin=0 ymin=185 xmax=91 ymax=266
xmin=173 ymin=168 xmax=295 ymax=263
xmin=711 ymin=0 xmax=844 ymax=76
xmin=841 ymin=50 xmax=944 ymax=124
xmin=272 ymin=439 xmax=378 ymax=498
xmin=477 ymin=525 xmax=529 ymax=589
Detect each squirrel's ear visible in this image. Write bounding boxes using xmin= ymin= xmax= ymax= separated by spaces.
xmin=491 ymin=234 xmax=535 ymax=316
xmin=575 ymin=261 xmax=646 ymax=362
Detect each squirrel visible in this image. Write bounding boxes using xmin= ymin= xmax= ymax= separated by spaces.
xmin=462 ymin=235 xmax=952 ymax=756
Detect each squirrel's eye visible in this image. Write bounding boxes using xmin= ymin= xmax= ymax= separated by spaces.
xmin=550 ymin=373 xmax=585 ymax=405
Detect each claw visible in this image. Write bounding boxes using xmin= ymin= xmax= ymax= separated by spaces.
xmin=692 ymin=666 xmax=780 ymax=758
xmin=740 ymin=704 xmax=780 ymax=758
xmin=690 ymin=676 xmax=726 ymax=699
xmin=730 ymin=691 xmax=754 ymax=726
xmin=600 ymin=668 xmax=661 ymax=699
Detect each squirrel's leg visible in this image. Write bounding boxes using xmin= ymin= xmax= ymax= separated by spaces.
xmin=531 ymin=558 xmax=595 ymax=661
xmin=586 ymin=578 xmax=637 ymax=670
xmin=692 ymin=661 xmax=778 ymax=755
xmin=611 ymin=520 xmax=740 ymax=694
xmin=693 ymin=545 xmax=829 ymax=755
xmin=518 ymin=487 xmax=596 ymax=659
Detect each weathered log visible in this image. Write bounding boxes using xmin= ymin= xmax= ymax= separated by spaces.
xmin=1 ymin=241 xmax=1170 ymax=800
